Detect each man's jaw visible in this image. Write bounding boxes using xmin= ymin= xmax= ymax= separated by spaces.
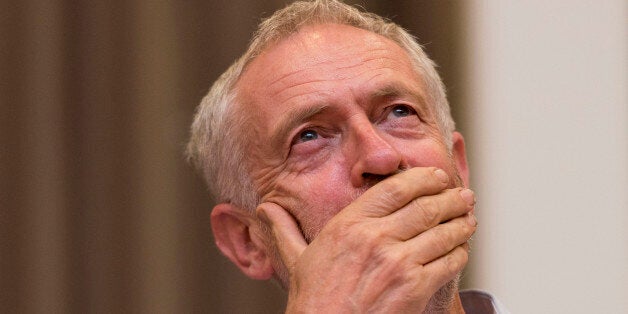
xmin=422 ymin=274 xmax=461 ymax=313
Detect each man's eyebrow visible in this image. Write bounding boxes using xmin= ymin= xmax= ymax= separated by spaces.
xmin=369 ymin=83 xmax=429 ymax=116
xmin=370 ymin=83 xmax=425 ymax=104
xmin=270 ymin=103 xmax=331 ymax=149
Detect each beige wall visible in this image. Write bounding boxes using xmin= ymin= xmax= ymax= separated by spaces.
xmin=464 ymin=1 xmax=628 ymax=312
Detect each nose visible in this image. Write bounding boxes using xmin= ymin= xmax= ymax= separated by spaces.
xmin=347 ymin=122 xmax=405 ymax=187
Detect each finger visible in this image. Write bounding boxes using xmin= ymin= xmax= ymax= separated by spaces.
xmin=418 ymin=244 xmax=470 ymax=292
xmin=384 ymin=188 xmax=475 ymax=240
xmin=352 ymin=167 xmax=450 ymax=218
xmin=256 ymin=202 xmax=307 ymax=271
xmin=405 ymin=212 xmax=477 ymax=265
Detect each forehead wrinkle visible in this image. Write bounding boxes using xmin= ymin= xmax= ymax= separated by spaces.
xmin=264 ymin=38 xmax=335 ymax=91
xmin=267 ymin=43 xmax=398 ymax=92
xmin=274 ymin=90 xmax=330 ymax=111
xmin=331 ymin=54 xmax=394 ymax=73
xmin=265 ymin=58 xmax=340 ymax=94
xmin=270 ymin=71 xmax=357 ymax=104
xmin=271 ymin=55 xmax=407 ymax=103
xmin=270 ymin=78 xmax=330 ymax=101
xmin=267 ymin=67 xmax=310 ymax=92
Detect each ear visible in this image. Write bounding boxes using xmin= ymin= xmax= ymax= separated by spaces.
xmin=210 ymin=203 xmax=274 ymax=280
xmin=451 ymin=131 xmax=470 ymax=187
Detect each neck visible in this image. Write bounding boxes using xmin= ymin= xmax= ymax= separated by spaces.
xmin=448 ymin=293 xmax=465 ymax=313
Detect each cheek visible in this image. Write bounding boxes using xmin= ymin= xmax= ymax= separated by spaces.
xmin=286 ymin=159 xmax=355 ymax=240
xmin=402 ymin=140 xmax=463 ymax=187
xmin=402 ymin=140 xmax=453 ymax=171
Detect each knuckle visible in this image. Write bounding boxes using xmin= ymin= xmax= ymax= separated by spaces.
xmin=348 ymin=222 xmax=385 ymax=248
xmin=432 ymin=229 xmax=451 ymax=253
xmin=445 ymin=247 xmax=469 ymax=274
xmin=370 ymin=246 xmax=408 ymax=278
xmin=459 ymin=217 xmax=477 ymax=238
xmin=376 ymin=178 xmax=405 ymax=204
xmin=450 ymin=188 xmax=466 ymax=206
xmin=372 ymin=246 xmax=399 ymax=264
xmin=458 ymin=221 xmax=472 ymax=237
xmin=413 ymin=198 xmax=440 ymax=228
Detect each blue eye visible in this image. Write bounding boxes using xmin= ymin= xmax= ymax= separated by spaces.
xmin=299 ymin=130 xmax=318 ymax=142
xmin=391 ymin=105 xmax=411 ymax=117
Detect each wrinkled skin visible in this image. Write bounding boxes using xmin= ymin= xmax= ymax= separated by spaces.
xmin=210 ymin=24 xmax=476 ymax=313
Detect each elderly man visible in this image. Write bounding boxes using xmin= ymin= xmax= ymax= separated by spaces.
xmin=188 ymin=0 xmax=505 ymax=312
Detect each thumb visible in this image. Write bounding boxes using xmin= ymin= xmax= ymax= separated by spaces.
xmin=256 ymin=202 xmax=307 ymax=271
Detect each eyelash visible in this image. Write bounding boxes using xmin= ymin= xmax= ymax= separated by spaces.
xmin=290 ymin=126 xmax=325 ymax=146
xmin=289 ymin=104 xmax=419 ymax=147
xmin=382 ymin=104 xmax=419 ymax=121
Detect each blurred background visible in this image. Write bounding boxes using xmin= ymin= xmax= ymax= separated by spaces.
xmin=1 ymin=0 xmax=625 ymax=313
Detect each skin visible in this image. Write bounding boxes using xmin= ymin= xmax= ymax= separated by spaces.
xmin=211 ymin=23 xmax=475 ymax=313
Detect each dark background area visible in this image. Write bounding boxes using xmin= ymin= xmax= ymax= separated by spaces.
xmin=0 ymin=1 xmax=467 ymax=312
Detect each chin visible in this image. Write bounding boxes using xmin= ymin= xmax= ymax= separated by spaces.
xmin=422 ymin=274 xmax=460 ymax=313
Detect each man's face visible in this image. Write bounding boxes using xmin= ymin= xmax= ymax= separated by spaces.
xmin=236 ymin=23 xmax=464 ymax=242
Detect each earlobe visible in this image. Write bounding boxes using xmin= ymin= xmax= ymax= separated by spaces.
xmin=451 ymin=131 xmax=470 ymax=187
xmin=210 ymin=203 xmax=275 ymax=280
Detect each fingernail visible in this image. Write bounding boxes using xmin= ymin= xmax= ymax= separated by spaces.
xmin=467 ymin=212 xmax=477 ymax=226
xmin=434 ymin=169 xmax=448 ymax=183
xmin=460 ymin=189 xmax=475 ymax=205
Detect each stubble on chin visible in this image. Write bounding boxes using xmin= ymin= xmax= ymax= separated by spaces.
xmin=422 ymin=274 xmax=460 ymax=313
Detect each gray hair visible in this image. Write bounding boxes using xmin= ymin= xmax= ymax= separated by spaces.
xmin=186 ymin=0 xmax=455 ymax=211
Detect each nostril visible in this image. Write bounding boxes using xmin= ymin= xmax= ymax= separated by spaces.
xmin=361 ymin=167 xmax=408 ymax=187
xmin=361 ymin=173 xmax=388 ymax=187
